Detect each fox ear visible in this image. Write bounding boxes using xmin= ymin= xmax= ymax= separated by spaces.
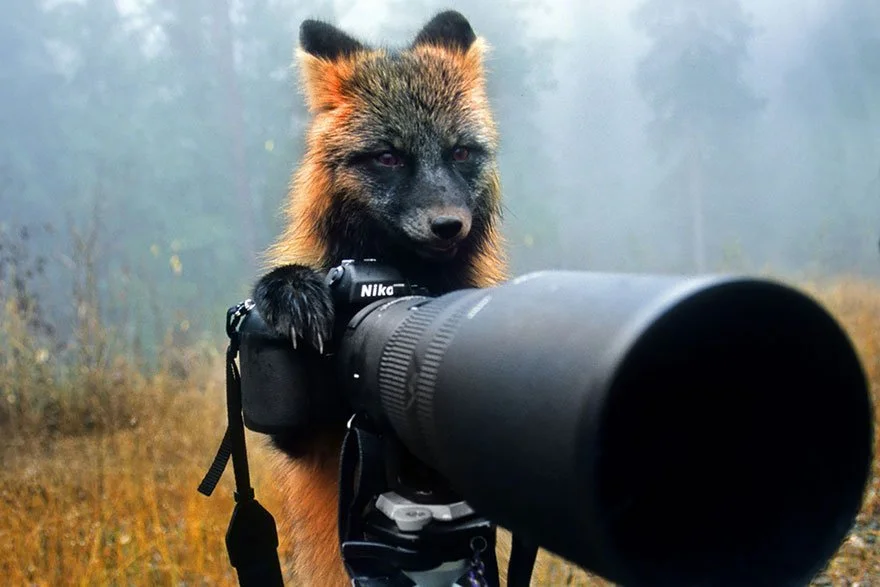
xmin=299 ymin=19 xmax=366 ymax=60
xmin=411 ymin=10 xmax=477 ymax=52
xmin=296 ymin=20 xmax=367 ymax=112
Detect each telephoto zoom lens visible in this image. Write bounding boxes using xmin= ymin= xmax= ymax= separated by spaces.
xmin=336 ymin=270 xmax=873 ymax=587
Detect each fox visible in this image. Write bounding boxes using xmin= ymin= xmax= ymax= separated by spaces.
xmin=252 ymin=10 xmax=510 ymax=586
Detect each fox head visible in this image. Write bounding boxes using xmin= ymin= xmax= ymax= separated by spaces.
xmin=285 ymin=11 xmax=503 ymax=269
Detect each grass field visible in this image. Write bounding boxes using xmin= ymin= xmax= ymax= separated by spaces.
xmin=1 ymin=276 xmax=879 ymax=586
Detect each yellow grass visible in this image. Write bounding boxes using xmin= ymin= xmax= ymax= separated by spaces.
xmin=2 ymin=275 xmax=880 ymax=586
xmin=0 ymin=353 xmax=272 ymax=586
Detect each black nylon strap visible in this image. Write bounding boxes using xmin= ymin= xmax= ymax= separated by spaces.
xmin=199 ymin=302 xmax=253 ymax=498
xmin=507 ymin=535 xmax=538 ymax=587
xmin=225 ymin=341 xmax=252 ymax=498
xmin=198 ymin=343 xmax=251 ymax=497
xmin=338 ymin=414 xmax=403 ymax=585
xmin=198 ymin=427 xmax=232 ymax=496
xmin=338 ymin=415 xmax=387 ymax=543
xmin=198 ymin=301 xmax=284 ymax=587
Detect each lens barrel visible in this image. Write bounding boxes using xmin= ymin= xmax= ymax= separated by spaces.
xmin=336 ymin=270 xmax=874 ymax=586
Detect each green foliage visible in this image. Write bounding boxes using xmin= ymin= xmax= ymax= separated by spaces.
xmin=6 ymin=0 xmax=880 ymax=349
xmin=0 ymin=2 xmax=67 ymax=221
xmin=2 ymin=0 xmax=351 ymax=351
xmin=633 ymin=0 xmax=764 ymax=161
xmin=780 ymin=0 xmax=880 ymax=274
xmin=632 ymin=0 xmax=765 ymax=272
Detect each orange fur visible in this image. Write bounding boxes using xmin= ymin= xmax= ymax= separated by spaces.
xmin=270 ymin=431 xmax=349 ymax=586
xmin=262 ymin=21 xmax=509 ymax=587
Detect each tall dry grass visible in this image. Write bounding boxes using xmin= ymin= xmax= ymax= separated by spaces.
xmin=2 ymin=226 xmax=880 ymax=586
xmin=0 ymin=359 xmax=247 ymax=586
xmin=798 ymin=277 xmax=880 ymax=585
xmin=0 ymin=220 xmax=285 ymax=586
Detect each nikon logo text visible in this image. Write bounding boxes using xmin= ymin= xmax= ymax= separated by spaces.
xmin=360 ymin=283 xmax=395 ymax=298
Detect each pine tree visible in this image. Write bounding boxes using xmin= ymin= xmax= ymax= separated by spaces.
xmin=633 ymin=0 xmax=764 ymax=272
xmin=781 ymin=0 xmax=880 ymax=272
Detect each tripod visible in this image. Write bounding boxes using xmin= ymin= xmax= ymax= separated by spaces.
xmin=338 ymin=413 xmax=502 ymax=587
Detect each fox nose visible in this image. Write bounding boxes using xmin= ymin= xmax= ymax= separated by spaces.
xmin=431 ymin=216 xmax=465 ymax=241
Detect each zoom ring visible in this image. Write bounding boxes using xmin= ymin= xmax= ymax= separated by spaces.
xmin=377 ymin=294 xmax=470 ymax=464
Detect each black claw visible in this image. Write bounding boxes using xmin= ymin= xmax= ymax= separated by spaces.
xmin=253 ymin=264 xmax=335 ymax=354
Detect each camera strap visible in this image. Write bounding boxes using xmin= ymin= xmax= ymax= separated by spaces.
xmin=338 ymin=413 xmax=413 ymax=586
xmin=198 ymin=300 xmax=285 ymax=587
xmin=507 ymin=535 xmax=538 ymax=587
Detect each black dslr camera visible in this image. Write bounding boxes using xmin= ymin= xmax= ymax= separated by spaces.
xmin=203 ymin=259 xmax=874 ymax=587
xmin=236 ymin=259 xmax=431 ymax=437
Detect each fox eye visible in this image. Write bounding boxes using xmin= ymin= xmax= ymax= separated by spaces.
xmin=452 ymin=146 xmax=470 ymax=162
xmin=375 ymin=152 xmax=404 ymax=167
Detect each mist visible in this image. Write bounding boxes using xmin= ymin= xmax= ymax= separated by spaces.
xmin=3 ymin=0 xmax=879 ymax=349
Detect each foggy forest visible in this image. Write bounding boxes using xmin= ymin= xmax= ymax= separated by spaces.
xmin=2 ymin=0 xmax=880 ymax=585
xmin=4 ymin=0 xmax=879 ymax=346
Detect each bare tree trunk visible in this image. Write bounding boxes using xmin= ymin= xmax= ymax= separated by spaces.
xmin=871 ymin=161 xmax=880 ymax=258
xmin=688 ymin=132 xmax=706 ymax=272
xmin=213 ymin=0 xmax=256 ymax=266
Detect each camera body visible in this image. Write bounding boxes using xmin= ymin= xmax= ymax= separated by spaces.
xmin=237 ymin=259 xmax=432 ymax=436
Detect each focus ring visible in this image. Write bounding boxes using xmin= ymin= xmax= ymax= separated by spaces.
xmin=414 ymin=301 xmax=470 ymax=464
xmin=377 ymin=292 xmax=472 ymax=464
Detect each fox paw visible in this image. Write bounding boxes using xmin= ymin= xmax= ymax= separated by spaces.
xmin=252 ymin=264 xmax=334 ymax=353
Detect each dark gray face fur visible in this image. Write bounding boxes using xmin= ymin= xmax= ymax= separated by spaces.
xmin=300 ymin=11 xmax=500 ymax=262
xmin=343 ymin=86 xmax=493 ymax=259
